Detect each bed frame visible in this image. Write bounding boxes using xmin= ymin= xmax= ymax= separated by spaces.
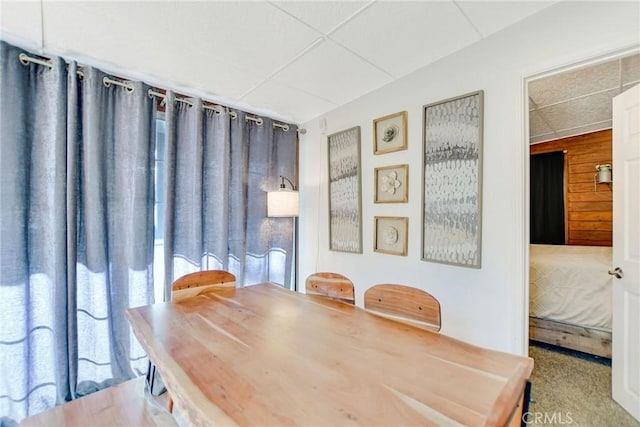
xmin=529 ymin=317 xmax=611 ymax=358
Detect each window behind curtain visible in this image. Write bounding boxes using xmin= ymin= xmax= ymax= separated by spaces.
xmin=530 ymin=151 xmax=566 ymax=244
xmin=154 ymin=116 xmax=166 ymax=302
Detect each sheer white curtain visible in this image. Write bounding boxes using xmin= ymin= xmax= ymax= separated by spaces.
xmin=0 ymin=41 xmax=155 ymax=425
xmin=163 ymin=90 xmax=297 ymax=295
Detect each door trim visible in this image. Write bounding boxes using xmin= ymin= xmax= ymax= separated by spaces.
xmin=520 ymin=46 xmax=640 ymax=356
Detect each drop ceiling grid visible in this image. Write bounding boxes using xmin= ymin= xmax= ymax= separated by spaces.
xmin=328 ymin=1 xmax=479 ymax=78
xmin=455 ymin=1 xmax=559 ymax=38
xmin=529 ymin=109 xmax=555 ymax=140
xmin=241 ymin=80 xmax=339 ymax=124
xmin=621 ymin=54 xmax=640 ymax=83
xmin=529 ymin=54 xmax=640 ymax=144
xmin=44 ymin=2 xmax=322 ymax=82
xmin=4 ymin=0 xmax=602 ymax=124
xmin=269 ymin=0 xmax=373 ymax=35
xmin=528 ymin=60 xmax=622 ymax=108
xmin=266 ymin=38 xmax=393 ymax=107
xmin=540 ymin=90 xmax=618 ymax=132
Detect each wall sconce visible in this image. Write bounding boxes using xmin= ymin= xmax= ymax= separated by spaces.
xmin=267 ymin=176 xmax=299 ymax=217
xmin=594 ymin=164 xmax=612 ymax=191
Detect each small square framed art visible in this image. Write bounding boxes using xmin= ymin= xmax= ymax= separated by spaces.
xmin=373 ymin=111 xmax=407 ymax=155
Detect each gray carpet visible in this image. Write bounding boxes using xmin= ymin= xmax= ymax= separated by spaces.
xmin=528 ymin=342 xmax=639 ymax=427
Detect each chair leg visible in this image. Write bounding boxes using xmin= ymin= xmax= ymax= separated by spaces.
xmin=145 ymin=360 xmax=154 ymax=388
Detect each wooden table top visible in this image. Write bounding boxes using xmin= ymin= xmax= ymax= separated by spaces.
xmin=126 ymin=283 xmax=533 ymax=427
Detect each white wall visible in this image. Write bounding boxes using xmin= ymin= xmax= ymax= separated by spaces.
xmin=298 ymin=1 xmax=640 ymax=355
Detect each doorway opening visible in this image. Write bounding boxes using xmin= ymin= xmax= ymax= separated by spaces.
xmin=523 ymin=50 xmax=639 ymax=424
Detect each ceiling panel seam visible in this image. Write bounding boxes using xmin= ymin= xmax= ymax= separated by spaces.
xmin=38 ymin=0 xmax=45 ymax=51
xmin=265 ymin=1 xmax=325 ymax=36
xmin=530 ymin=85 xmax=638 ymax=110
xmin=531 ymin=121 xmax=613 ymax=140
xmin=529 ymin=97 xmax=558 ymax=138
xmin=451 ymin=0 xmax=483 ymax=39
xmin=617 ymin=59 xmax=622 ymax=92
xmin=237 ymin=37 xmax=326 ymax=101
xmin=552 ymin=119 xmax=612 ymax=134
xmin=325 ymin=0 xmax=377 ymax=37
xmin=325 ymin=36 xmax=396 ymax=79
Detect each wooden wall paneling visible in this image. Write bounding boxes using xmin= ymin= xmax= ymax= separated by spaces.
xmin=530 ymin=129 xmax=612 ymax=246
xmin=563 ymin=151 xmax=568 ymax=243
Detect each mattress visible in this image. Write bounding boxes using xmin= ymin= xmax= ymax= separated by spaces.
xmin=529 ymin=244 xmax=613 ymax=330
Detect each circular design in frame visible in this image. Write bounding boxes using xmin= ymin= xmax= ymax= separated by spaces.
xmin=382 ymin=226 xmax=399 ymax=244
xmin=374 ymin=111 xmax=407 ymax=155
xmin=374 ymin=216 xmax=408 ymax=256
xmin=382 ymin=124 xmax=398 ymax=143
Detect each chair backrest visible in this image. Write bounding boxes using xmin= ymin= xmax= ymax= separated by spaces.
xmin=364 ymin=284 xmax=441 ymax=332
xmin=171 ymin=270 xmax=236 ymax=303
xmin=305 ymin=272 xmax=355 ymax=305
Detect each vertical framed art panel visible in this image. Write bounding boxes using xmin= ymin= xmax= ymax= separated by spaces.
xmin=422 ymin=91 xmax=484 ymax=268
xmin=328 ymin=126 xmax=362 ymax=253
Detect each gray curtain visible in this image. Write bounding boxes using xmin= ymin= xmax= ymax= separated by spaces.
xmin=0 ymin=41 xmax=155 ymax=424
xmin=164 ymin=91 xmax=297 ymax=295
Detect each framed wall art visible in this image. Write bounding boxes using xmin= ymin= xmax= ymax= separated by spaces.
xmin=421 ymin=90 xmax=484 ymax=268
xmin=328 ymin=126 xmax=362 ymax=253
xmin=373 ymin=111 xmax=407 ymax=155
xmin=374 ymin=164 xmax=408 ymax=203
xmin=374 ymin=216 xmax=408 ymax=256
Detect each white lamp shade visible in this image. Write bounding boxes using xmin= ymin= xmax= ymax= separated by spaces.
xmin=267 ymin=190 xmax=299 ymax=217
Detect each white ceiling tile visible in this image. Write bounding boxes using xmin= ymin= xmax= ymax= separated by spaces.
xmin=39 ymin=3 xmax=268 ymax=100
xmin=269 ymin=39 xmax=393 ymax=106
xmin=155 ymin=59 xmax=265 ymax=102
xmin=621 ymin=53 xmax=640 ymax=85
xmin=0 ymin=0 xmax=42 ymax=47
xmin=241 ymin=81 xmax=338 ymax=123
xmin=529 ymin=60 xmax=621 ymax=107
xmin=538 ymin=89 xmax=618 ymax=132
xmin=42 ymin=1 xmax=320 ymax=77
xmin=456 ymin=1 xmax=557 ymax=38
xmin=330 ymin=1 xmax=479 ymax=77
xmin=532 ymin=121 xmax=612 ymax=145
xmin=623 ymin=82 xmax=640 ymax=92
xmin=271 ymin=0 xmax=371 ymax=34
xmin=553 ymin=122 xmax=612 ymax=141
xmin=528 ymin=55 xmax=633 ymax=144
xmin=529 ymin=109 xmax=554 ymax=138
xmin=160 ymin=2 xmax=321 ymax=74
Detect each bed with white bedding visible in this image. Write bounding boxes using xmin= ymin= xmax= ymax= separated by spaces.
xmin=529 ymin=244 xmax=613 ymax=357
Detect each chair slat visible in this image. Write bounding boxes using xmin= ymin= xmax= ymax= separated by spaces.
xmin=305 ymin=272 xmax=355 ymax=304
xmin=171 ymin=271 xmax=236 ymax=303
xmin=364 ymin=284 xmax=441 ymax=332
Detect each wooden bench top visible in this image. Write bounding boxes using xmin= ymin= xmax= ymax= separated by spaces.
xmin=20 ymin=377 xmax=176 ymax=427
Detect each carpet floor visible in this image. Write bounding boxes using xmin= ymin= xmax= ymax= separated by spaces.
xmin=528 ymin=341 xmax=639 ymax=426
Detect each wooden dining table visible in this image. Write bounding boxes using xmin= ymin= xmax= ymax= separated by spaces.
xmin=126 ymin=283 xmax=533 ymax=427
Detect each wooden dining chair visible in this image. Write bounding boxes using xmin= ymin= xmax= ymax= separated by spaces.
xmin=305 ymin=272 xmax=355 ymax=305
xmin=171 ymin=270 xmax=236 ymax=303
xmin=165 ymin=270 xmax=236 ymax=413
xmin=364 ymin=284 xmax=441 ymax=332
